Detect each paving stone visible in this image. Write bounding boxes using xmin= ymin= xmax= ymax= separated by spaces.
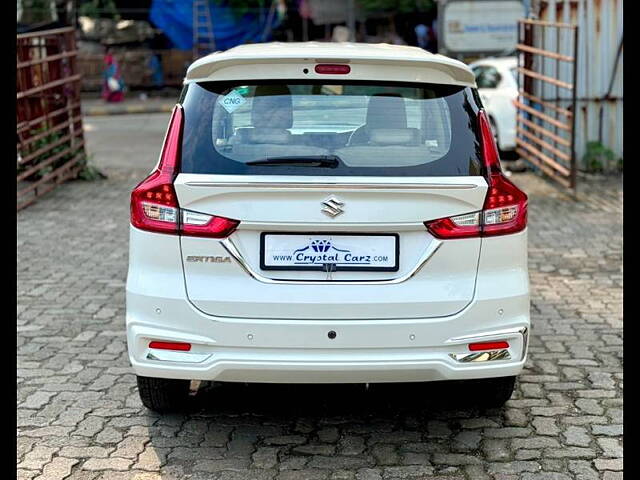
xmin=34 ymin=457 xmax=79 ymax=480
xmin=81 ymin=457 xmax=133 ymax=471
xmin=594 ymin=459 xmax=623 ymax=471
xmin=532 ymin=417 xmax=559 ymax=436
xmin=132 ymin=446 xmax=169 ymax=471
xmin=317 ymin=427 xmax=340 ymax=443
xmin=252 ymin=446 xmax=280 ymax=469
xmin=370 ymin=444 xmax=399 ymax=466
xmin=431 ymin=453 xmax=482 ymax=465
xmin=452 ymin=430 xmax=481 ymax=452
xmin=483 ymin=439 xmax=510 ymax=461
xmin=74 ymin=417 xmax=105 ymax=437
xmin=292 ymin=444 xmax=336 ymax=456
xmin=592 ymin=424 xmax=623 ymax=437
xmin=355 ymin=469 xmax=382 ymax=480
xmin=597 ymin=438 xmax=623 ymax=458
xmin=381 ymin=465 xmax=436 ymax=478
xmin=22 ymin=392 xmax=58 ymax=410
xmin=58 ymin=446 xmax=114 ymax=458
xmin=562 ymin=426 xmax=592 ymax=447
xmin=488 ymin=461 xmax=542 ymax=474
xmin=544 ymin=447 xmax=597 ymax=459
xmin=263 ymin=435 xmax=307 ymax=446
xmin=331 ymin=471 xmax=356 ymax=480
xmin=338 ymin=435 xmax=367 ymax=456
xmin=277 ymin=470 xmax=328 ymax=480
xmin=602 ymin=473 xmax=623 ymax=480
xmin=18 ymin=446 xmax=58 ymax=470
xmin=192 ymin=458 xmax=251 ymax=472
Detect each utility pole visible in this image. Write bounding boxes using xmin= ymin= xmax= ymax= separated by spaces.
xmin=347 ymin=0 xmax=356 ymax=41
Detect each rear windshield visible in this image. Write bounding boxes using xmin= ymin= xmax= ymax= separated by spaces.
xmin=180 ymin=80 xmax=482 ymax=176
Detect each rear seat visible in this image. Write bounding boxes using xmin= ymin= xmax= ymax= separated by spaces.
xmin=335 ymin=128 xmax=434 ymax=167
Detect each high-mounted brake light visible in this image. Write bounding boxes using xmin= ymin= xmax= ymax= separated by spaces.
xmin=130 ymin=106 xmax=240 ymax=238
xmin=315 ymin=64 xmax=351 ymax=74
xmin=424 ymin=110 xmax=527 ymax=239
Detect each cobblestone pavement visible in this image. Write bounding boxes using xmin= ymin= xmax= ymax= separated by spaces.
xmin=18 ymin=114 xmax=622 ymax=480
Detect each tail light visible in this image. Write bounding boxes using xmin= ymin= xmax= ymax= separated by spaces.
xmin=425 ymin=110 xmax=527 ymax=239
xmin=130 ymin=106 xmax=239 ymax=238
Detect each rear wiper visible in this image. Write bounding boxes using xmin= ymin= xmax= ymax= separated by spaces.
xmin=246 ymin=155 xmax=340 ymax=168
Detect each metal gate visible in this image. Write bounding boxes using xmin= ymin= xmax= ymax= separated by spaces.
xmin=515 ymin=19 xmax=578 ymax=191
xmin=17 ymin=27 xmax=87 ymax=210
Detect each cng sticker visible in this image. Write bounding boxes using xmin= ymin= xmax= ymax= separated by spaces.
xmin=219 ymin=89 xmax=247 ymax=113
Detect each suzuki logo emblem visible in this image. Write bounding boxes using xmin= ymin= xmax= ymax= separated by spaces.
xmin=321 ymin=196 xmax=344 ymax=218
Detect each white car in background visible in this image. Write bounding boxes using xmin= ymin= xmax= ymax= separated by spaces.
xmin=469 ymin=57 xmax=518 ymax=157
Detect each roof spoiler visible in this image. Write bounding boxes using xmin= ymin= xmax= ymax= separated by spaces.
xmin=186 ymin=55 xmax=476 ymax=87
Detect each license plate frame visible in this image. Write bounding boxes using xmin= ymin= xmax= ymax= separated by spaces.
xmin=260 ymin=232 xmax=400 ymax=272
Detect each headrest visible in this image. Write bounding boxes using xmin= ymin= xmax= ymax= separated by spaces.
xmin=368 ymin=128 xmax=421 ymax=146
xmin=366 ymin=94 xmax=407 ymax=129
xmin=251 ymin=85 xmax=293 ymax=128
xmin=244 ymin=128 xmax=291 ymax=145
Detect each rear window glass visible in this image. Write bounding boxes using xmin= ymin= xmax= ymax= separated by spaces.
xmin=180 ymin=81 xmax=482 ymax=177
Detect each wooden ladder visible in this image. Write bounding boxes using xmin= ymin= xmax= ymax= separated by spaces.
xmin=192 ymin=0 xmax=216 ymax=60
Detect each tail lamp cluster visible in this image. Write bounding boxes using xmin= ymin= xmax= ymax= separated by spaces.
xmin=425 ymin=110 xmax=528 ymax=239
xmin=130 ymin=106 xmax=240 ymax=238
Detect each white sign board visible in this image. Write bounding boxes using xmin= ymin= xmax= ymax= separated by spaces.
xmin=443 ymin=1 xmax=524 ymax=54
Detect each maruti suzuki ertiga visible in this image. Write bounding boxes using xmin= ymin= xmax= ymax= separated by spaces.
xmin=126 ymin=42 xmax=529 ymax=412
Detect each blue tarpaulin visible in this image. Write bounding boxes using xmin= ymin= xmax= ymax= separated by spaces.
xmin=150 ymin=0 xmax=281 ymax=51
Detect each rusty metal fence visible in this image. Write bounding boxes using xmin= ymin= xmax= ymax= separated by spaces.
xmin=515 ymin=19 xmax=578 ymax=191
xmin=17 ymin=27 xmax=87 ymax=210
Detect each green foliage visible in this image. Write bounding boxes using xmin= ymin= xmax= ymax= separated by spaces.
xmin=17 ymin=128 xmax=71 ymax=181
xmin=77 ymin=155 xmax=107 ymax=181
xmin=19 ymin=0 xmax=56 ymax=24
xmin=78 ymin=0 xmax=120 ymax=20
xmin=357 ymin=0 xmax=434 ymax=13
xmin=583 ymin=141 xmax=617 ymax=173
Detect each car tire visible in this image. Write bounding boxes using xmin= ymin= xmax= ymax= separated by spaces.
xmin=469 ymin=376 xmax=517 ymax=408
xmin=136 ymin=375 xmax=191 ymax=413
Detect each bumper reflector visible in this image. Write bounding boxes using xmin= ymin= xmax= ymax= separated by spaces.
xmin=148 ymin=341 xmax=191 ymax=351
xmin=469 ymin=341 xmax=509 ymax=351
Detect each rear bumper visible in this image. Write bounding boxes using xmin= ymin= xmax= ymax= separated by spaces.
xmin=126 ymin=226 xmax=529 ymax=383
xmin=126 ymin=293 xmax=529 ymax=383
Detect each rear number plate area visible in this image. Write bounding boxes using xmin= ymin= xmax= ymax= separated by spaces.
xmin=260 ymin=233 xmax=399 ymax=272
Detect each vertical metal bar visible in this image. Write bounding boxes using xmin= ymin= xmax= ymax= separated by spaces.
xmin=554 ymin=23 xmax=560 ymax=169
xmin=516 ymin=21 xmax=521 ymax=154
xmin=570 ymin=25 xmax=579 ymax=192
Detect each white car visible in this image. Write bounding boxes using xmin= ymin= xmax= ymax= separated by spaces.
xmin=469 ymin=56 xmax=518 ymax=156
xmin=126 ymin=42 xmax=530 ymax=412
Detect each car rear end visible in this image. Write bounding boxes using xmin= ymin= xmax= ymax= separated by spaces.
xmin=126 ymin=45 xmax=529 ymax=411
